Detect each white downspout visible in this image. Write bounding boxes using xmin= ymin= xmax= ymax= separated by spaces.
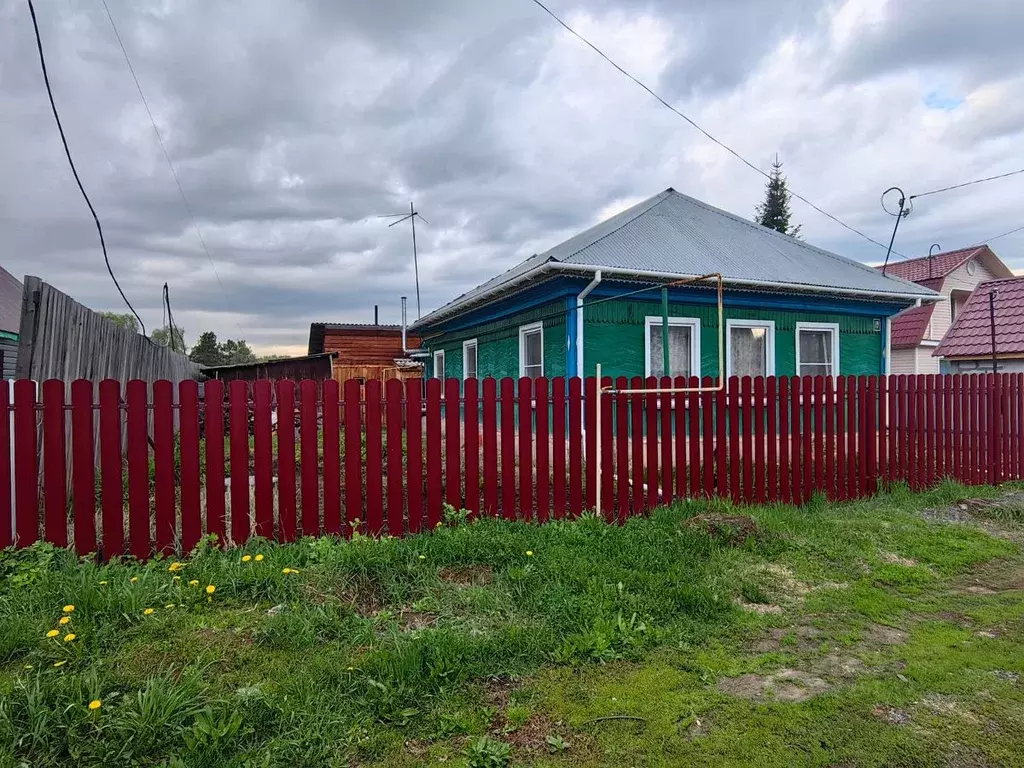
xmin=576 ymin=270 xmax=602 ymax=378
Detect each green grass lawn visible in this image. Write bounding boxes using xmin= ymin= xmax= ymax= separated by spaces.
xmin=2 ymin=482 xmax=1024 ymax=767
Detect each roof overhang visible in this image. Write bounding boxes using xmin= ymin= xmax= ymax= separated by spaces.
xmin=411 ymin=263 xmax=941 ymax=331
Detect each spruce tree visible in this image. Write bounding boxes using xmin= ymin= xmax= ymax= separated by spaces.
xmin=754 ymin=155 xmax=801 ymax=238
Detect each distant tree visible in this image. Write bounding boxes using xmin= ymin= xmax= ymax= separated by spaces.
xmin=189 ymin=331 xmax=223 ymax=366
xmin=100 ymin=312 xmax=139 ymax=333
xmin=151 ymin=324 xmax=187 ymax=354
xmin=219 ymin=339 xmax=256 ymax=365
xmin=754 ymin=155 xmax=802 ymax=238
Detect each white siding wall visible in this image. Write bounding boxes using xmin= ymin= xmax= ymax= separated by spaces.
xmin=890 ymin=347 xmax=917 ymax=376
xmin=948 ymin=358 xmax=1024 ymax=374
xmin=925 ymin=260 xmax=998 ymax=342
xmin=916 ymin=346 xmax=940 ymax=374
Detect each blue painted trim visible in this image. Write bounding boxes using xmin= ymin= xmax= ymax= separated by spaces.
xmin=434 ymin=278 xmax=578 ymax=333
xmin=566 ymin=296 xmax=578 ymax=377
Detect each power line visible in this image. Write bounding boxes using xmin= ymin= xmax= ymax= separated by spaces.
xmin=26 ymin=0 xmax=146 ymax=334
xmin=101 ymin=0 xmax=241 ymax=334
xmin=528 ymin=0 xmax=902 ymax=256
xmin=910 ymin=167 xmax=1024 ymax=200
xmin=978 ymin=223 xmax=1024 ymax=245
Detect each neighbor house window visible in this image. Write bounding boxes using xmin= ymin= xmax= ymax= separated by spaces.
xmin=519 ymin=322 xmax=544 ymax=379
xmin=463 ymin=339 xmax=478 ymax=380
xmin=433 ymin=349 xmax=445 ymax=380
xmin=727 ymin=319 xmax=775 ymax=378
xmin=796 ymin=322 xmax=840 ymax=377
xmin=644 ymin=316 xmax=701 ymax=378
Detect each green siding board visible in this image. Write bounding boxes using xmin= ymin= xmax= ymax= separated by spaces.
xmin=583 ymin=299 xmax=882 ymax=378
xmin=427 ymin=301 xmax=567 ymax=380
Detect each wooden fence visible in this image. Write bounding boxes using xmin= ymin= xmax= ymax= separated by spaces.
xmin=2 ymin=373 xmax=1022 ymax=560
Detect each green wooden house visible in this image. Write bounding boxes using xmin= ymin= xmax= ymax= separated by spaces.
xmin=410 ymin=189 xmax=938 ymax=382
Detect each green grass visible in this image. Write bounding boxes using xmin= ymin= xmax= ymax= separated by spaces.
xmin=1 ymin=480 xmax=1022 ymax=766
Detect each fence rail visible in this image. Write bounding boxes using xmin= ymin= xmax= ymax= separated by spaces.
xmin=2 ymin=373 xmax=1022 ymax=561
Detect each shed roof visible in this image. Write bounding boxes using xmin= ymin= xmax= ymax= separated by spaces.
xmin=934 ymin=277 xmax=1024 ymax=359
xmin=308 ymin=322 xmax=408 ymax=354
xmin=0 ymin=266 xmax=23 ymax=335
xmin=412 ymin=188 xmax=937 ymax=329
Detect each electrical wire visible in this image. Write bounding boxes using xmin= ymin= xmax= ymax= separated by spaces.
xmin=529 ymin=0 xmax=903 ymax=256
xmin=26 ymin=0 xmax=146 ymax=335
xmin=974 ymin=224 xmax=1024 ymax=246
xmin=910 ymin=168 xmax=1024 ymax=200
xmin=162 ymin=282 xmax=184 ymax=354
xmin=101 ymin=0 xmax=241 ymax=334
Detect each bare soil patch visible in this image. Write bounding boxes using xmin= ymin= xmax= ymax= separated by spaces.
xmin=683 ymin=514 xmax=761 ymax=545
xmin=872 ymin=705 xmax=911 ymax=725
xmin=717 ymin=669 xmax=830 ymax=702
xmin=751 ymin=625 xmax=823 ymax=653
xmin=438 ymin=565 xmax=494 ymax=587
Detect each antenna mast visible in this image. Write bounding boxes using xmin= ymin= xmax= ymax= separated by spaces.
xmin=380 ymin=201 xmax=427 ymax=319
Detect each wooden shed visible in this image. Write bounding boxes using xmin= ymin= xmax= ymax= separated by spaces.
xmin=307 ymin=322 xmax=423 ymax=384
xmin=200 ymin=352 xmax=338 ymax=383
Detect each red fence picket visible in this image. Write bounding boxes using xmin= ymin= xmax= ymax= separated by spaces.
xmin=42 ymin=380 xmax=67 ymax=548
xmin=688 ymin=377 xmax=701 ymax=500
xmin=70 ymin=380 xmax=95 ymax=556
xmin=406 ymin=379 xmax=424 ymax=531
xmin=754 ymin=377 xmax=766 ymax=504
xmin=601 ymin=377 xmax=614 ymax=518
xmin=205 ymin=379 xmax=226 ymax=544
xmin=645 ymin=377 xmax=658 ymax=509
xmin=126 ymin=380 xmax=150 ymax=559
xmin=535 ymin=378 xmax=550 ymax=522
xmin=445 ymin=378 xmax=462 ymax=510
xmin=728 ymin=376 xmax=740 ymax=503
xmin=790 ymin=377 xmax=802 ymax=504
xmin=568 ymin=377 xmax=583 ymax=516
xmin=299 ymin=378 xmax=321 ymax=536
xmin=253 ymin=380 xmax=275 ymax=539
xmin=824 ymin=376 xmax=836 ymax=498
xmin=778 ymin=376 xmax=790 ymax=504
xmin=98 ymin=380 xmax=123 ymax=557
xmin=551 ymin=378 xmax=566 ymax=519
xmin=630 ymin=377 xmax=645 ymax=513
xmin=802 ymin=377 xmax=813 ymax=501
xmin=365 ymin=381 xmax=384 ymax=535
xmin=766 ymin=376 xmax=777 ymax=502
xmin=741 ymin=376 xmax=753 ymax=504
xmin=615 ymin=379 xmax=629 ymax=521
xmin=386 ymin=379 xmax=404 ymax=537
xmin=500 ymin=377 xmax=516 ymax=519
xmin=519 ymin=377 xmax=534 ymax=521
xmin=482 ymin=378 xmax=498 ymax=517
xmin=180 ymin=380 xmax=202 ymax=552
xmin=322 ymin=380 xmax=342 ymax=536
xmin=426 ymin=379 xmax=443 ymax=527
xmin=466 ymin=378 xmax=481 ymax=517
xmin=585 ymin=376 xmax=598 ymax=511
xmin=153 ymin=380 xmax=176 ymax=555
xmin=278 ymin=380 xmax=297 ymax=542
xmin=230 ymin=380 xmax=251 ymax=546
xmin=341 ymin=379 xmax=360 ymax=535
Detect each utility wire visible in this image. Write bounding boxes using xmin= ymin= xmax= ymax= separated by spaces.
xmin=26 ymin=0 xmax=147 ymax=334
xmin=101 ymin=0 xmax=241 ymax=334
xmin=529 ymin=0 xmax=902 ymax=256
xmin=910 ymin=167 xmax=1024 ymax=200
xmin=976 ymin=223 xmax=1024 ymax=245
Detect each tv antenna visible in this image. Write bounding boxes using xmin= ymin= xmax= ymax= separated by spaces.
xmin=380 ymin=201 xmax=427 ymax=319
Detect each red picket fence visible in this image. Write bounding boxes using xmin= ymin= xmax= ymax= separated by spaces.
xmin=2 ymin=373 xmax=1022 ymax=560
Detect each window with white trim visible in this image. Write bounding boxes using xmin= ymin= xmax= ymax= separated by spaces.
xmin=644 ymin=316 xmax=701 ymax=378
xmin=727 ymin=319 xmax=775 ymax=378
xmin=796 ymin=322 xmax=840 ymax=377
xmin=462 ymin=339 xmax=478 ymax=380
xmin=433 ymin=349 xmax=445 ymax=380
xmin=519 ymin=322 xmax=544 ymax=379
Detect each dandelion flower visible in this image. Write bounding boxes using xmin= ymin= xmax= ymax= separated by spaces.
xmin=99 ymin=580 xmax=107 ymax=586
xmin=24 ymin=664 xmax=33 ymax=670
xmin=63 ymin=633 xmax=76 ymax=643
xmin=130 ymin=577 xmax=138 ymax=583
xmin=525 ymin=550 xmax=534 ymax=557
xmin=241 ymin=555 xmax=252 ymax=563
xmin=88 ymin=699 xmax=101 ymax=710
xmin=254 ymin=554 xmax=264 ymax=562
xmin=167 ymin=562 xmax=183 ymax=572
xmin=143 ymin=608 xmax=155 ymax=616
xmin=46 ymin=629 xmax=59 ymax=638
xmin=205 ymin=585 xmax=216 ymax=594
xmin=63 ymin=605 xmax=75 ymax=613
xmin=435 ymin=521 xmax=443 ymax=528
xmin=418 ymin=555 xmax=426 ymax=560
xmin=165 ymin=604 xmax=175 ymax=609
xmin=53 ymin=660 xmax=66 ymax=668
xmin=59 ymin=616 xmax=71 ymax=626
xmin=346 ymin=666 xmax=355 ymax=671
xmin=188 ymin=580 xmax=199 ymax=587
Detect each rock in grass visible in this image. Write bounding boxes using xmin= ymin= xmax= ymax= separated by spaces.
xmin=267 ymin=604 xmax=287 ymax=616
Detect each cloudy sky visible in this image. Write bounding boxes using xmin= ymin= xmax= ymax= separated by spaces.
xmin=2 ymin=0 xmax=1022 ymax=355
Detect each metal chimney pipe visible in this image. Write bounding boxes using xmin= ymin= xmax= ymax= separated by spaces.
xmin=374 ymin=304 xmax=379 ymax=325
xmin=401 ymin=296 xmax=408 ymax=353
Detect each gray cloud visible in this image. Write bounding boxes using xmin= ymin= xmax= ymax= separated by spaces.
xmin=1 ymin=0 xmax=1022 ymax=355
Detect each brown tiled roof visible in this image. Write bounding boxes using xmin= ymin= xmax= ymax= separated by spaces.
xmin=880 ymin=246 xmax=986 ymax=282
xmin=934 ymin=277 xmax=1024 ymax=358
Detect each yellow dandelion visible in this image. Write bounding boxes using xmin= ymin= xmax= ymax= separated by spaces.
xmin=99 ymin=580 xmax=107 ymax=585
xmin=167 ymin=562 xmax=184 ymax=572
xmin=130 ymin=577 xmax=138 ymax=583
xmin=205 ymin=585 xmax=216 ymax=594
xmin=53 ymin=660 xmax=66 ymax=668
xmin=525 ymin=550 xmax=534 ymax=557
xmin=59 ymin=616 xmax=71 ymax=626
xmin=24 ymin=664 xmax=33 ymax=670
xmin=282 ymin=568 xmax=292 ymax=574
xmin=46 ymin=629 xmax=59 ymax=638
xmin=164 ymin=604 xmax=175 ymax=609
xmin=254 ymin=554 xmax=264 ymax=562
xmin=418 ymin=555 xmax=426 ymax=560
xmin=188 ymin=580 xmax=199 ymax=587
xmin=143 ymin=608 xmax=155 ymax=616
xmin=63 ymin=633 xmax=76 ymax=643
xmin=88 ymin=699 xmax=102 ymax=710
xmin=346 ymin=666 xmax=355 ymax=671
xmin=435 ymin=521 xmax=443 ymax=528
xmin=241 ymin=555 xmax=252 ymax=563
xmin=63 ymin=605 xmax=75 ymax=613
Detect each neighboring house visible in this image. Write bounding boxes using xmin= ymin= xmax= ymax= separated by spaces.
xmin=409 ymin=188 xmax=938 ymax=382
xmin=877 ymin=245 xmax=1013 ymax=375
xmin=307 ymin=322 xmax=422 ymax=384
xmin=934 ymin=277 xmax=1024 ymax=373
xmin=0 ymin=267 xmax=23 ymax=379
xmin=200 ymin=352 xmax=338 ymax=383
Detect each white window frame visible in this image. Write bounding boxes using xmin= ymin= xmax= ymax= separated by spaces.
xmin=795 ymin=321 xmax=840 ymax=378
xmin=433 ymin=349 xmax=445 ymax=380
xmin=643 ymin=316 xmax=701 ymax=379
xmin=726 ymin=319 xmax=776 ymax=378
xmin=518 ymin=321 xmax=544 ymax=379
xmin=462 ymin=339 xmax=478 ymax=380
